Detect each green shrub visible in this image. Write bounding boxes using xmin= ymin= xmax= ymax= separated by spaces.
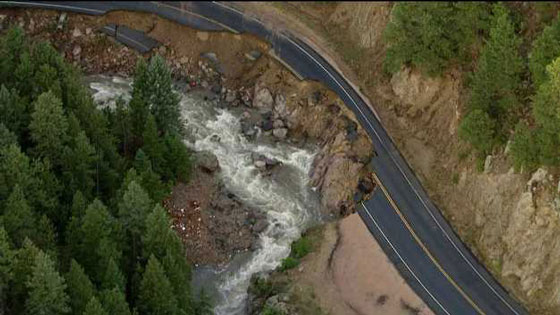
xmin=279 ymin=257 xmax=299 ymax=271
xmin=291 ymin=237 xmax=312 ymax=259
xmin=261 ymin=305 xmax=286 ymax=315
xmin=250 ymin=277 xmax=282 ymax=298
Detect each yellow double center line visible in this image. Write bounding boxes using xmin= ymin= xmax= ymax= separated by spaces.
xmin=371 ymin=172 xmax=485 ymax=315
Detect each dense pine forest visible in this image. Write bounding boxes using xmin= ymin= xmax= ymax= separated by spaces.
xmin=0 ymin=26 xmax=212 ymax=314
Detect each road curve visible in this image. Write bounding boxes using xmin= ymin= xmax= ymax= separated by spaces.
xmin=0 ymin=2 xmax=529 ymax=314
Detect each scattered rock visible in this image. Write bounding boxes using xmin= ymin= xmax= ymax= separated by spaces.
xmin=196 ymin=31 xmax=209 ymax=41
xmin=245 ymin=50 xmax=262 ymax=61
xmin=254 ymin=160 xmax=267 ymax=170
xmin=252 ymin=219 xmax=268 ymax=233
xmin=72 ymin=45 xmax=82 ymax=57
xmin=72 ymin=27 xmax=82 ymax=38
xmin=262 ymin=120 xmax=274 ymax=132
xmin=225 ymin=90 xmax=236 ymax=103
xmin=180 ymin=56 xmax=190 ymax=64
xmin=253 ymin=83 xmax=274 ymax=109
xmin=242 ymin=122 xmax=257 ymax=138
xmin=484 ymin=155 xmax=493 ymax=174
xmin=274 ymin=94 xmax=288 ymax=119
xmin=273 ymin=119 xmax=284 ymax=129
xmin=56 ymin=13 xmax=67 ymax=30
xmin=273 ymin=128 xmax=288 ymax=139
xmin=158 ymin=45 xmax=167 ymax=55
xmin=211 ymin=84 xmax=222 ymax=94
xmin=194 ymin=151 xmax=220 ymax=173
xmin=85 ymin=27 xmax=92 ymax=35
xmin=201 ymin=52 xmax=218 ymax=63
xmin=527 ymin=168 xmax=548 ymax=189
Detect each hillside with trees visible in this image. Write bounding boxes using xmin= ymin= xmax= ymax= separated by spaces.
xmin=0 ymin=27 xmax=211 ymax=314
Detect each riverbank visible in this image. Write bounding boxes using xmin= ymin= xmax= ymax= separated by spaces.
xmin=247 ymin=214 xmax=433 ymax=315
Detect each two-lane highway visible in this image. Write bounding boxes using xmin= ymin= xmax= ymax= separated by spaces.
xmin=0 ymin=2 xmax=528 ymax=314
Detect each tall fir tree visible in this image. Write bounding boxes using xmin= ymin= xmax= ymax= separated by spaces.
xmin=2 ymin=184 xmax=36 ymax=247
xmin=132 ymin=55 xmax=181 ymax=135
xmin=529 ymin=16 xmax=560 ymax=87
xmin=66 ymin=259 xmax=95 ymax=315
xmin=0 ymin=227 xmax=14 ymax=315
xmin=99 ymin=288 xmax=131 ymax=315
xmin=29 ymin=91 xmax=69 ymax=166
xmin=25 ymin=250 xmax=70 ymax=315
xmin=83 ymin=297 xmax=108 ymax=315
xmin=8 ymin=239 xmax=40 ymax=313
xmin=137 ymin=255 xmax=178 ymax=315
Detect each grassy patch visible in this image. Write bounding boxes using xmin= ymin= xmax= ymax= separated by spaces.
xmin=279 ymin=256 xmax=300 ymax=271
xmin=452 ymin=173 xmax=460 ymax=185
xmin=278 ymin=227 xmax=321 ymax=272
xmin=262 ymin=305 xmax=286 ymax=315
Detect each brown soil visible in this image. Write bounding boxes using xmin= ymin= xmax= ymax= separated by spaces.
xmin=289 ymin=214 xmax=432 ymax=315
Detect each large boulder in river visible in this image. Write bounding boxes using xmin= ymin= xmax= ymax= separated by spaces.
xmin=194 ymin=150 xmax=220 ymax=173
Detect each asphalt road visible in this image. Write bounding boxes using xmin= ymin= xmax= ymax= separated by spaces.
xmin=0 ymin=2 xmax=529 ymax=314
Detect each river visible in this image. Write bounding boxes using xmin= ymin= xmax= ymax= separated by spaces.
xmin=88 ymin=75 xmax=321 ymax=314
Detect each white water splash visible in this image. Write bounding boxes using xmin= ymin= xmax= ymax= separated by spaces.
xmin=88 ymin=76 xmax=319 ymax=314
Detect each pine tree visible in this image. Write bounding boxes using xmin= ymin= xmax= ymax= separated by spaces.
xmin=132 ymin=55 xmax=181 ymax=135
xmin=163 ymin=133 xmax=191 ymax=182
xmin=83 ymin=297 xmax=108 ymax=315
xmin=143 ymin=205 xmax=192 ymax=313
xmin=101 ymin=258 xmax=125 ymax=292
xmin=0 ymin=27 xmax=26 ymax=88
xmin=62 ymin=131 xmax=96 ymax=199
xmin=79 ymin=199 xmax=122 ymax=284
xmin=0 ymin=144 xmax=33 ymax=206
xmin=141 ymin=114 xmax=165 ymax=174
xmin=529 ymin=16 xmax=560 ymax=87
xmin=29 ymin=91 xmax=69 ymax=165
xmin=0 ymin=227 xmax=14 ymax=315
xmin=459 ymin=109 xmax=496 ymax=156
xmin=0 ymin=123 xmax=17 ymax=148
xmin=137 ymin=255 xmax=178 ymax=315
xmin=2 ymin=184 xmax=36 ymax=247
xmin=118 ymin=181 xmax=153 ymax=241
xmin=469 ymin=3 xmax=522 ymax=117
xmin=0 ymin=85 xmax=29 ymax=142
xmin=35 ymin=214 xmax=58 ymax=257
xmin=66 ymin=259 xmax=95 ymax=315
xmin=99 ymin=288 xmax=131 ymax=315
xmin=134 ymin=149 xmax=168 ymax=203
xmin=25 ymin=250 xmax=70 ymax=315
xmin=524 ymin=56 xmax=560 ymax=166
xmin=462 ymin=3 xmax=523 ymax=154
xmin=193 ymin=289 xmax=213 ymax=315
xmin=9 ymin=238 xmax=40 ymax=313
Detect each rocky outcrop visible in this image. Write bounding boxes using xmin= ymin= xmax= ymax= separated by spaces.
xmin=390 ymin=66 xmax=461 ymax=136
xmin=310 ymin=133 xmax=364 ymax=216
